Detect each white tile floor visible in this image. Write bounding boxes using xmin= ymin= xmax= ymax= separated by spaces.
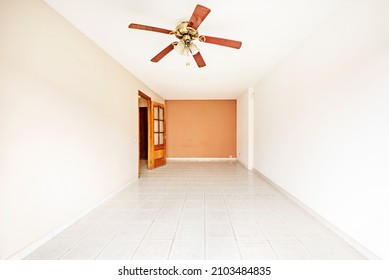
xmin=25 ymin=161 xmax=366 ymax=260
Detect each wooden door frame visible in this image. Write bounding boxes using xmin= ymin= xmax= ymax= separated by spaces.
xmin=138 ymin=91 xmax=152 ymax=177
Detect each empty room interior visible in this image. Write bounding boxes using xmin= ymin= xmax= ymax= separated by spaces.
xmin=1 ymin=0 xmax=389 ymax=260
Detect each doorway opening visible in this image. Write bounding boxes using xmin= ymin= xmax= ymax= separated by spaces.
xmin=138 ymin=91 xmax=167 ymax=176
xmin=138 ymin=91 xmax=151 ymax=177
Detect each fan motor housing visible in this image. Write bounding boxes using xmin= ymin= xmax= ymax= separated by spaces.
xmin=174 ymin=21 xmax=199 ymax=42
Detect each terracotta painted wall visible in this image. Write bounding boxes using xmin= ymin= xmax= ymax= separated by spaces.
xmin=165 ymin=100 xmax=236 ymax=158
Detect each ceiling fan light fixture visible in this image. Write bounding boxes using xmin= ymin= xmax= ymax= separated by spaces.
xmin=174 ymin=41 xmax=192 ymax=56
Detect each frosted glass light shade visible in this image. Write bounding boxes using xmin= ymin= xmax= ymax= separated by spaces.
xmin=174 ymin=41 xmax=187 ymax=56
xmin=189 ymin=43 xmax=199 ymax=55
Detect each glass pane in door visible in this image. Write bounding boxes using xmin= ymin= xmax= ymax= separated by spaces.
xmin=159 ymin=121 xmax=164 ymax=132
xmin=159 ymin=108 xmax=164 ymax=120
xmin=154 ymin=120 xmax=159 ymax=132
xmin=159 ymin=133 xmax=164 ymax=144
xmin=154 ymin=106 xmax=159 ymax=118
xmin=154 ymin=133 xmax=159 ymax=145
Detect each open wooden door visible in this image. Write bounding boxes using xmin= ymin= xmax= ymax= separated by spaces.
xmin=151 ymin=102 xmax=166 ymax=168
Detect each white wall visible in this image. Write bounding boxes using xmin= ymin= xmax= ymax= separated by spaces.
xmin=252 ymin=0 xmax=389 ymax=259
xmin=237 ymin=88 xmax=254 ymax=169
xmin=0 ymin=0 xmax=162 ymax=259
xmin=237 ymin=91 xmax=249 ymax=167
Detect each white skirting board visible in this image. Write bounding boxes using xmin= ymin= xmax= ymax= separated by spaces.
xmin=167 ymin=157 xmax=237 ymax=162
xmin=251 ymin=167 xmax=380 ymax=260
xmin=237 ymin=159 xmax=251 ymax=170
xmin=8 ymin=177 xmax=138 ymax=260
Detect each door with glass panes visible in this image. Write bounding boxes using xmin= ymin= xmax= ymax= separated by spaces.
xmin=152 ymin=102 xmax=166 ymax=168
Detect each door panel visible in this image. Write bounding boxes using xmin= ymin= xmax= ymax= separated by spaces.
xmin=152 ymin=102 xmax=166 ymax=168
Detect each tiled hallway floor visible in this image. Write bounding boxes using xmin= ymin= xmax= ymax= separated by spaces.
xmin=25 ymin=162 xmax=366 ymax=260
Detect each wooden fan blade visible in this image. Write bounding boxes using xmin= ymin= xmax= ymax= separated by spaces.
xmin=129 ymin=23 xmax=172 ymax=34
xmin=151 ymin=44 xmax=174 ymax=63
xmin=193 ymin=52 xmax=206 ymax=68
xmin=203 ymin=35 xmax=242 ymax=49
xmin=188 ymin=4 xmax=211 ymax=30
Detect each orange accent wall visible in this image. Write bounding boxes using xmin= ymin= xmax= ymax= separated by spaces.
xmin=165 ymin=100 xmax=237 ymax=158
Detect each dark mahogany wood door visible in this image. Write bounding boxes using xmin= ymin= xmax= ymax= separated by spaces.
xmin=139 ymin=107 xmax=148 ymax=160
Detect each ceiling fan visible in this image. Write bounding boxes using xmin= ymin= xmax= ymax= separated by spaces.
xmin=128 ymin=4 xmax=242 ymax=68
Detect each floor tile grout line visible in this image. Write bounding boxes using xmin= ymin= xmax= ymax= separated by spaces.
xmin=232 ymin=174 xmax=280 ymax=259
xmin=41 ymin=196 xmax=141 ymax=260
xmin=258 ymin=192 xmax=333 ymax=247
xmin=130 ymin=177 xmax=178 ymax=260
xmin=201 ymin=163 xmax=207 ymax=259
xmin=267 ymin=240 xmax=281 ymax=260
xmin=56 ymin=218 xmax=104 ymax=260
xmin=241 ymin=188 xmax=300 ymax=243
xmin=238 ymin=170 xmax=329 ymax=259
xmin=220 ymin=178 xmax=243 ymax=260
xmin=167 ymin=176 xmax=189 ymax=259
xmin=112 ymin=181 xmax=161 ymax=260
xmin=93 ymin=220 xmax=133 ymax=260
xmin=227 ymin=180 xmax=263 ymax=260
xmin=67 ymin=195 xmax=153 ymax=260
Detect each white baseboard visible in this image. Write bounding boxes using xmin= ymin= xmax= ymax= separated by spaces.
xmin=237 ymin=159 xmax=251 ymax=170
xmin=167 ymin=157 xmax=237 ymax=162
xmin=8 ymin=177 xmax=138 ymax=260
xmin=252 ymin=167 xmax=380 ymax=260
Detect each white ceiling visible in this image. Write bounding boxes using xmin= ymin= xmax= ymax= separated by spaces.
xmin=44 ymin=0 xmax=345 ymax=100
